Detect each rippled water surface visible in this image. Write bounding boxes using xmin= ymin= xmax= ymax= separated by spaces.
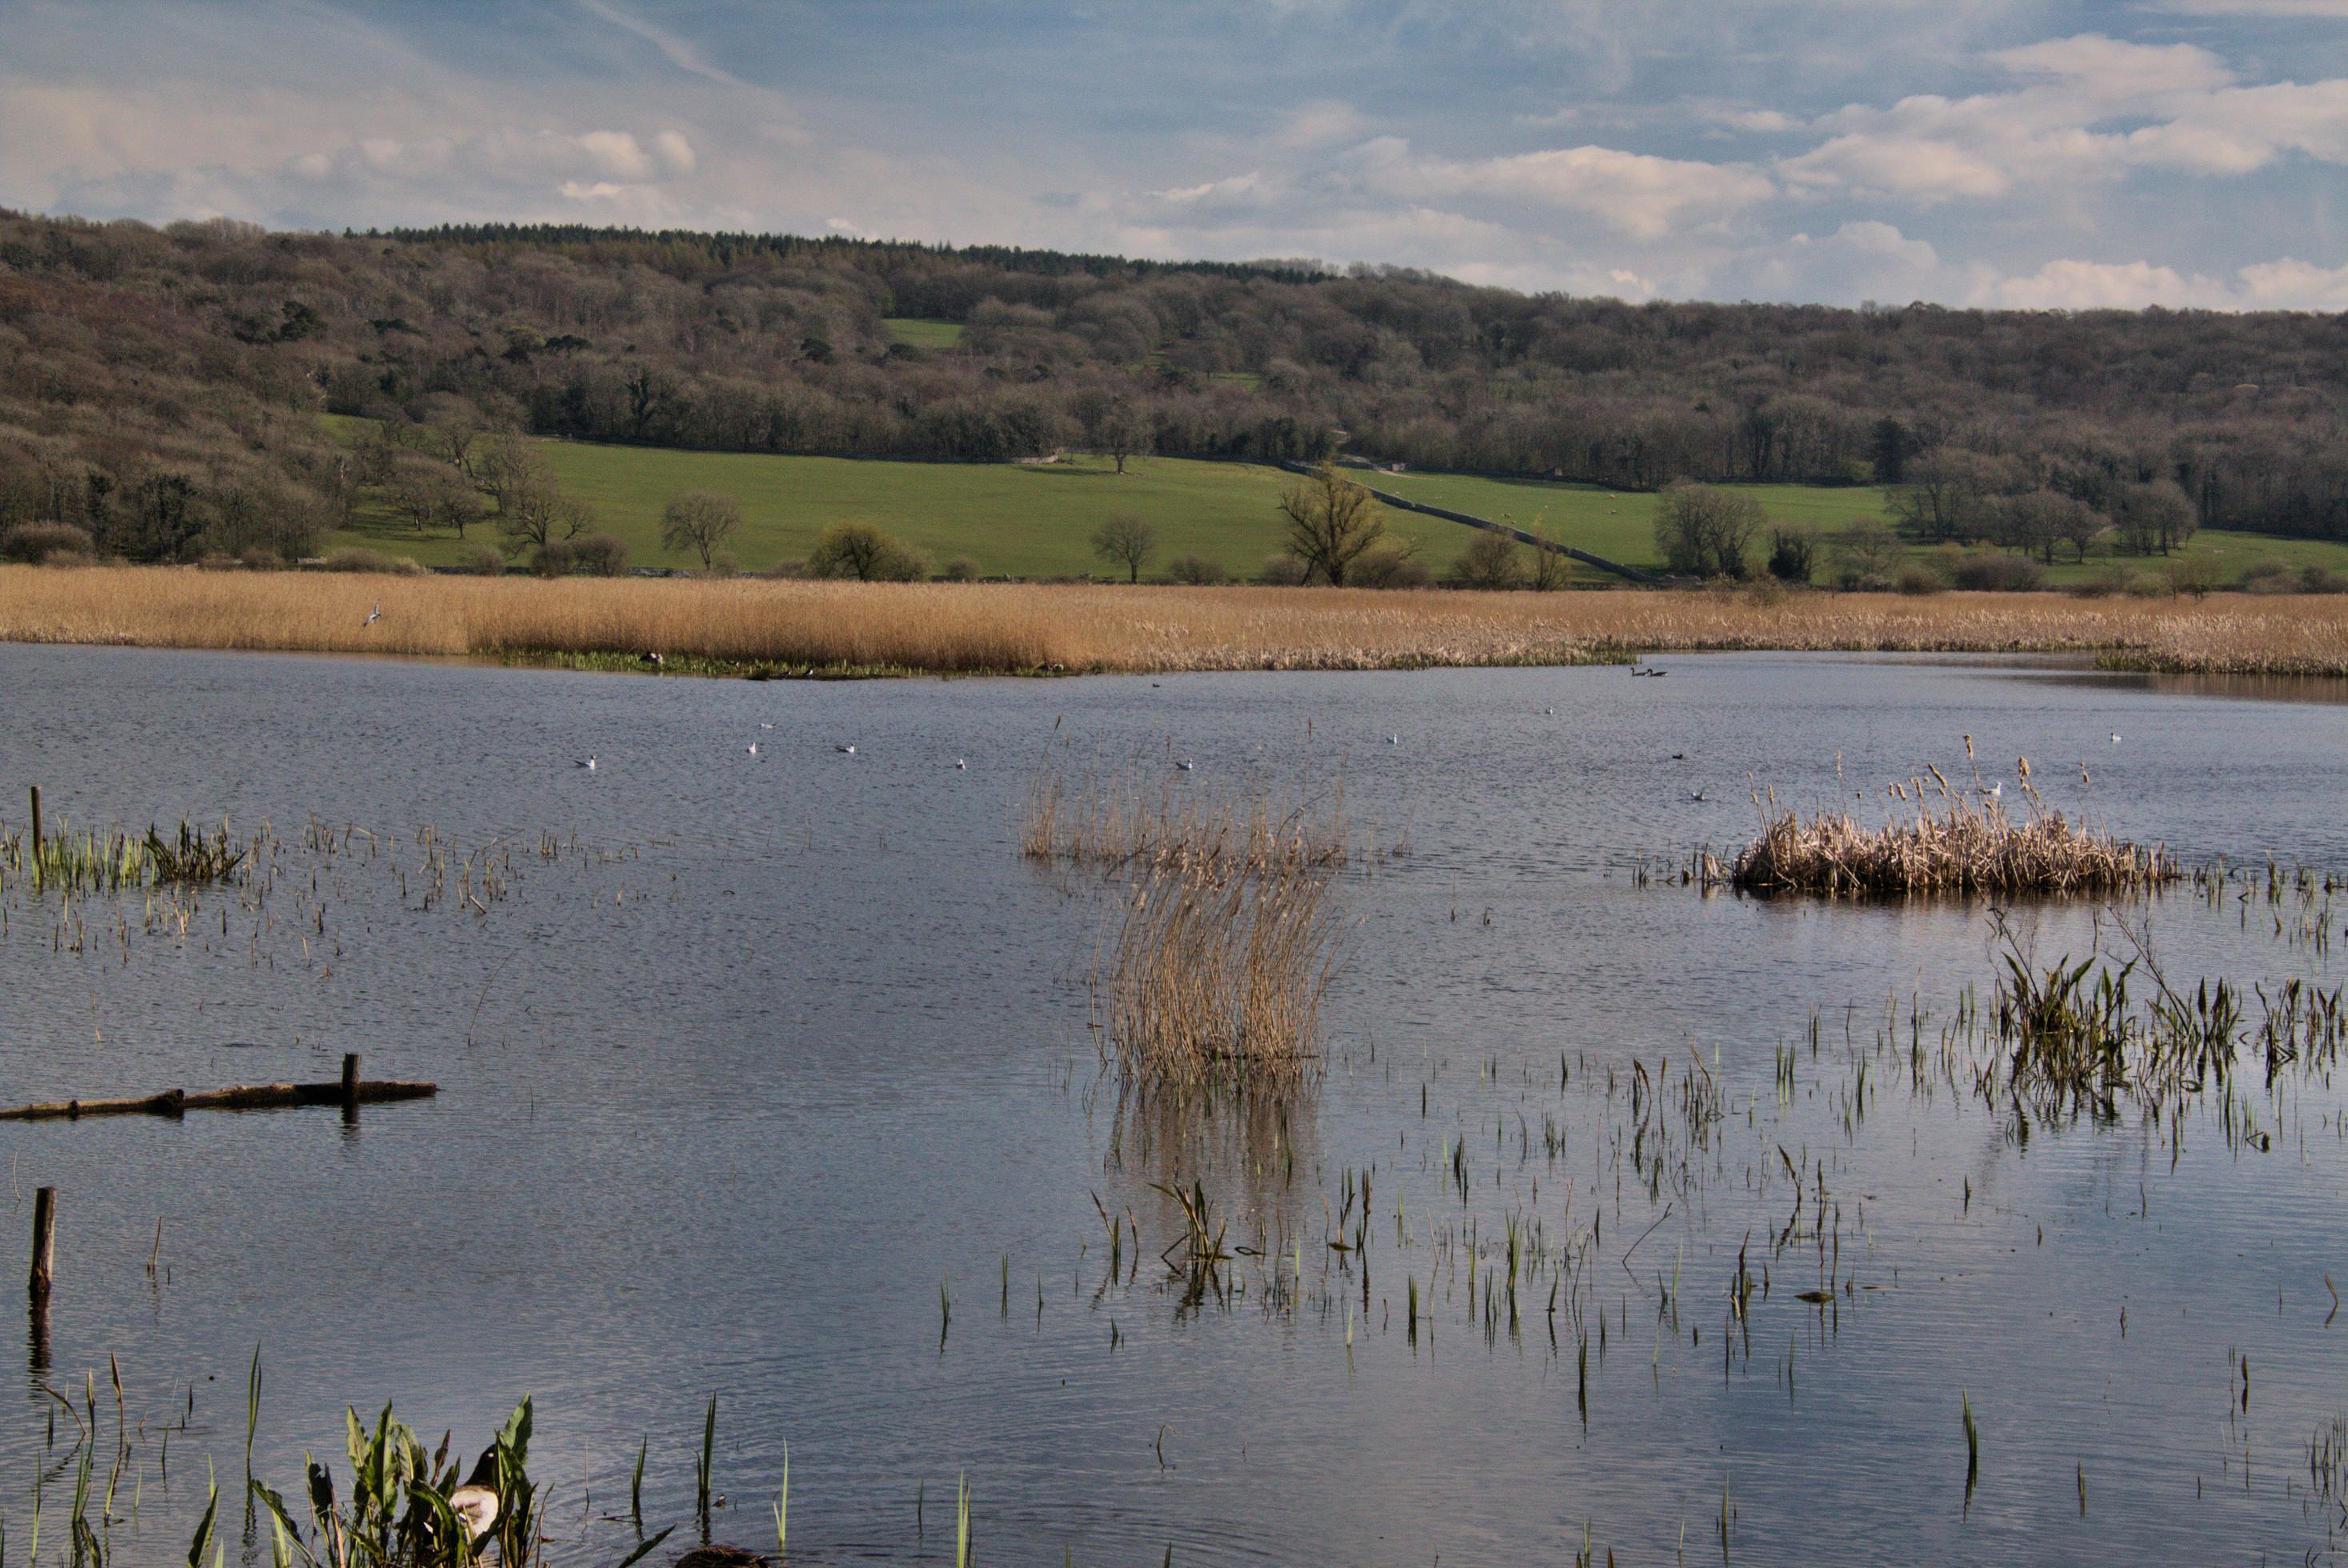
xmin=2 ymin=644 xmax=2346 ymax=1566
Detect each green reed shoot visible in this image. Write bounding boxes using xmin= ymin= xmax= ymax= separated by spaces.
xmin=696 ymin=1394 xmax=717 ymax=1542
xmin=955 ymin=1473 xmax=971 ymax=1568
xmin=631 ymin=1434 xmax=646 ymax=1527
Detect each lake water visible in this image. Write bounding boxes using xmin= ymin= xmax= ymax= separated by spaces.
xmin=2 ymin=643 xmax=2345 ymax=1566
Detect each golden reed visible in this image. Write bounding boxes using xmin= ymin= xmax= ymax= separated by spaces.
xmin=2 ymin=566 xmax=2344 ymax=676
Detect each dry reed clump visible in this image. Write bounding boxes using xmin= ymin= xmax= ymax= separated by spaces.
xmin=1710 ymin=754 xmax=2178 ymax=898
xmin=4 ymin=566 xmax=2347 ymax=677
xmin=1022 ymin=762 xmax=1350 ymax=875
xmin=1100 ymin=858 xmax=1340 ymax=1091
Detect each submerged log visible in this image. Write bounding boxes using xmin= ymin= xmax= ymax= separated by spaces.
xmin=0 ymin=1078 xmax=436 ymax=1122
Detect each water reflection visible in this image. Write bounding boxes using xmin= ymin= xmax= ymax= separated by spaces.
xmin=0 ymin=644 xmax=2343 ymax=1565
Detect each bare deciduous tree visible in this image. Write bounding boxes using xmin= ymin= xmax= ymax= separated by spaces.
xmin=660 ymin=489 xmax=742 ymax=570
xmin=1091 ymin=513 xmax=1158 ymax=582
xmin=1278 ymin=462 xmax=1386 ymax=586
xmin=1654 ymin=482 xmax=1764 ymax=578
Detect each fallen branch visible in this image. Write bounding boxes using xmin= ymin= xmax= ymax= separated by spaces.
xmin=0 ymin=1079 xmax=436 ymax=1121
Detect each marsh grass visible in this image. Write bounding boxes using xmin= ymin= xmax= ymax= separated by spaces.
xmin=2 ymin=819 xmax=246 ymax=894
xmin=8 ymin=566 xmax=2346 ymax=676
xmin=1023 ymin=759 xmax=1352 ymax=875
xmin=1711 ymin=751 xmax=2175 ymax=898
xmin=1988 ymin=921 xmax=2343 ymax=1118
xmin=1099 ymin=858 xmax=1339 ymax=1091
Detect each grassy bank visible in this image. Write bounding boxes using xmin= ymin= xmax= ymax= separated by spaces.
xmin=322 ymin=429 xmax=2348 ymax=590
xmin=5 ymin=566 xmax=2346 ymax=677
xmin=327 ymin=437 xmax=1485 ymax=578
xmin=1369 ymin=467 xmax=2348 ymax=587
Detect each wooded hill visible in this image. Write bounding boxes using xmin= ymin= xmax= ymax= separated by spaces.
xmin=2 ymin=209 xmax=2343 ymax=563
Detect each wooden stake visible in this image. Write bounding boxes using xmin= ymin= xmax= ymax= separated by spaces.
xmin=341 ymin=1053 xmax=361 ymax=1122
xmin=29 ymin=1186 xmax=55 ymax=1302
xmin=27 ymin=785 xmax=41 ymax=865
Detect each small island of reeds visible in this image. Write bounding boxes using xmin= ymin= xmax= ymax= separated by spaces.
xmin=1706 ymin=751 xmax=2178 ymax=898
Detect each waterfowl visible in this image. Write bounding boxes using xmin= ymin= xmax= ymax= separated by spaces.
xmin=362 ymin=600 xmax=381 ymax=627
xmin=575 ymin=756 xmax=596 ymax=771
xmin=834 ymin=744 xmax=856 ymax=754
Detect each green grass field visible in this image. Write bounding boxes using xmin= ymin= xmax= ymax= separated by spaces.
xmin=1368 ymin=467 xmax=2348 ymax=586
xmin=331 ymin=442 xmax=1488 ymax=576
xmin=882 ymin=318 xmax=964 ymax=349
xmin=322 ymin=429 xmax=2348 ymax=586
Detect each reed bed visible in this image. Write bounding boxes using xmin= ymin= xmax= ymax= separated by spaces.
xmin=1710 ymin=763 xmax=2177 ymax=898
xmin=1022 ymin=764 xmax=1350 ymax=875
xmin=1099 ymin=858 xmax=1339 ymax=1090
xmin=1 ymin=819 xmax=246 ymax=893
xmin=6 ymin=566 xmax=2346 ymax=676
xmin=1987 ymin=923 xmax=2343 ymax=1118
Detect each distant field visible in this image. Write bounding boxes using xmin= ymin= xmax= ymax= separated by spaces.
xmin=1370 ymin=468 xmax=2348 ymax=586
xmin=329 ymin=442 xmax=1488 ymax=577
xmin=882 ymin=318 xmax=963 ymax=349
xmin=322 ymin=430 xmax=2348 ymax=586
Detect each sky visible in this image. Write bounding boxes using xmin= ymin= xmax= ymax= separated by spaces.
xmin=2 ymin=0 xmax=2346 ymax=308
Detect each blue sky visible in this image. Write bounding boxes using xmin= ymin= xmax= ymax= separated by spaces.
xmin=3 ymin=0 xmax=2345 ymax=306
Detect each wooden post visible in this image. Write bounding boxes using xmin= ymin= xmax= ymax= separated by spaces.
xmin=29 ymin=1186 xmax=54 ymax=1303
xmin=341 ymin=1053 xmax=361 ymax=1122
xmin=27 ymin=786 xmax=41 ymax=866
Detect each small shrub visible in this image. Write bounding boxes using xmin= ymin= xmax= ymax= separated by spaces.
xmin=2068 ymin=567 xmax=2126 ymax=599
xmin=1950 ymin=552 xmax=2046 ymax=591
xmin=766 ymin=558 xmax=810 ymax=580
xmin=942 ymin=556 xmax=982 ymax=582
xmin=197 ymin=553 xmax=242 ymax=571
xmin=459 ymin=544 xmax=509 ymax=577
xmin=1447 ymin=530 xmax=1526 ymax=590
xmin=1354 ymin=547 xmax=1432 ymax=590
xmin=569 ymin=531 xmax=630 ymax=577
xmin=2164 ymin=556 xmax=2222 ymax=598
xmin=706 ymin=550 xmax=739 ymax=578
xmin=1766 ymin=527 xmax=1818 ymax=584
xmin=2239 ymin=560 xmax=2298 ymax=595
xmin=1166 ymin=554 xmax=1228 ymax=586
xmin=807 ymin=522 xmax=929 ymax=582
xmin=320 ymin=547 xmax=423 ymax=575
xmin=237 ymin=546 xmax=283 ymax=571
xmin=1258 ymin=554 xmax=1311 ymax=586
xmin=1 ymin=521 xmax=96 ymax=565
xmin=2122 ymin=570 xmax=2170 ymax=598
xmin=530 ymin=540 xmax=577 ymax=578
xmin=1893 ymin=562 xmax=1945 ymax=596
xmin=2300 ymin=565 xmax=2348 ymax=594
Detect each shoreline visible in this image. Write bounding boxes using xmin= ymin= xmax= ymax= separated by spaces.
xmin=2 ymin=565 xmax=2343 ymax=679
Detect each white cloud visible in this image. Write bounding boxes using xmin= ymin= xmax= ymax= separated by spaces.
xmin=1985 ymin=34 xmax=2234 ymax=102
xmin=1357 ymin=138 xmax=1774 ymax=240
xmin=573 ymin=0 xmax=745 ymax=86
xmin=1970 ymin=254 xmax=2348 ymax=310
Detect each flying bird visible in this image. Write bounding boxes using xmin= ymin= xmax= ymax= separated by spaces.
xmin=362 ymin=600 xmax=381 ymax=627
xmin=576 ymin=756 xmax=596 ymax=771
